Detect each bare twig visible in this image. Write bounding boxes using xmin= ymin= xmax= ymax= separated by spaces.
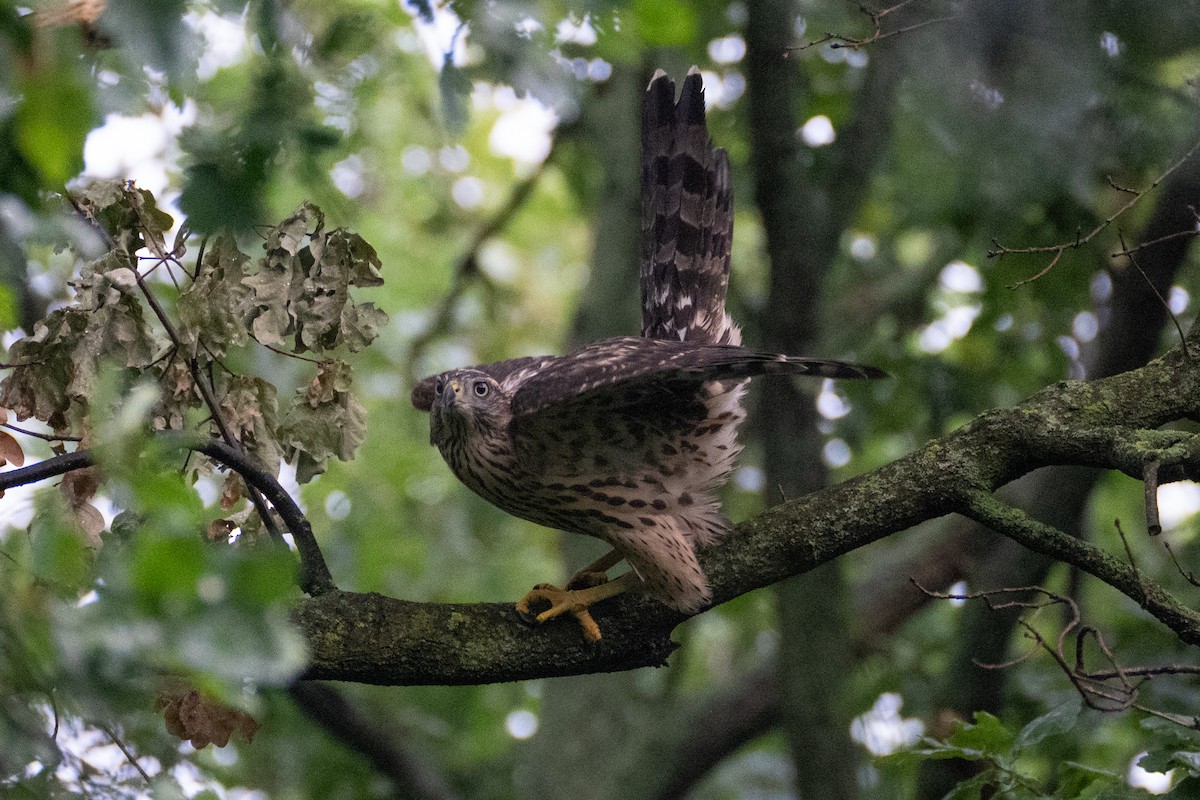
xmin=0 ymin=438 xmax=330 ymax=596
xmin=127 ymin=230 xmax=296 ymax=558
xmin=990 ymin=137 xmax=1200 ymax=287
xmin=1084 ymin=663 xmax=1200 ymax=680
xmin=788 ymin=0 xmax=955 ymax=52
xmin=915 ymin=582 xmax=1176 ymax=716
xmin=1113 ymin=518 xmax=1147 ymax=604
xmin=1115 ymin=230 xmax=1191 ymax=360
xmin=1163 ymin=540 xmax=1200 ymax=588
xmin=1 ymin=423 xmax=82 ymax=443
xmin=262 ymin=342 xmax=322 ymax=363
xmin=96 ymin=722 xmax=153 ymax=784
xmin=1111 ymin=227 xmax=1200 ymax=259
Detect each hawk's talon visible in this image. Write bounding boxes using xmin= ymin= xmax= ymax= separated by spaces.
xmin=515 ymin=584 xmax=603 ymax=642
xmin=514 ymin=571 xmax=640 ymax=642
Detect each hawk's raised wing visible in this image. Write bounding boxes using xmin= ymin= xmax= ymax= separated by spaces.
xmin=641 ymin=69 xmax=738 ymax=346
xmin=510 ymin=336 xmax=884 ymax=418
xmin=506 ymin=336 xmax=882 ymax=480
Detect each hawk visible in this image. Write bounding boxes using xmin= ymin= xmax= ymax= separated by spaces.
xmin=412 ymin=68 xmax=884 ymax=640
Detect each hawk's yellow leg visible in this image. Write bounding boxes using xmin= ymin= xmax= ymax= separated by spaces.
xmin=516 ymin=564 xmax=638 ymax=642
xmin=566 ymin=549 xmax=624 ymax=588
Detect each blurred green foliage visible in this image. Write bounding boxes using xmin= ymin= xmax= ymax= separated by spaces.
xmin=0 ymin=0 xmax=1198 ymax=798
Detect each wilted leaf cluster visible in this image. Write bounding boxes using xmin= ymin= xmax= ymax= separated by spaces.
xmin=0 ymin=181 xmax=386 ymax=487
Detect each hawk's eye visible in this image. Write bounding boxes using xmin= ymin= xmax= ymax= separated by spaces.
xmin=473 ymin=382 xmax=490 ymax=397
xmin=434 ymin=379 xmax=444 ymax=396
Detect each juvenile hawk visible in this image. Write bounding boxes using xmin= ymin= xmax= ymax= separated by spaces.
xmin=412 ymin=68 xmax=884 ymax=640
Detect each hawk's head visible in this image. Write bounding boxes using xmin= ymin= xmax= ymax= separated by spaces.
xmin=428 ymin=368 xmax=510 ymax=447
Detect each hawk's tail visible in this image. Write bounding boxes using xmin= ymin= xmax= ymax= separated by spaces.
xmin=641 ymin=68 xmax=740 ymax=347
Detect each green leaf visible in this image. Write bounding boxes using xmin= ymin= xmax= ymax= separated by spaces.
xmin=1014 ymin=699 xmax=1081 ymax=753
xmin=876 ymin=743 xmax=988 ymax=767
xmin=1166 ymin=777 xmax=1200 ymax=798
xmin=1141 ymin=717 xmax=1200 ymax=751
xmin=0 ymin=283 xmax=19 ymax=330
xmin=14 ymin=61 xmax=94 ymax=186
xmin=29 ymin=494 xmax=93 ymax=595
xmin=944 ymin=771 xmax=993 ymax=800
xmin=179 ymin=158 xmax=265 ymax=234
xmin=227 ymin=546 xmax=297 ymax=608
xmin=100 ymin=0 xmax=193 ymax=82
xmin=633 ymin=0 xmax=697 ymax=46
xmin=130 ymin=534 xmax=207 ymax=610
xmin=174 ymin=603 xmax=307 ymax=684
xmin=110 ymin=510 xmax=146 ymax=544
xmin=1055 ymin=761 xmax=1127 ymax=800
xmin=948 ymin=712 xmax=1016 ymax=757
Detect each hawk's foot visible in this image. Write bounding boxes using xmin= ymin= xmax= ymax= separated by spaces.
xmin=515 ymin=571 xmax=639 ymax=642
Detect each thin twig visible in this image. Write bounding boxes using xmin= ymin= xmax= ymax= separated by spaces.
xmin=0 ymin=423 xmax=82 ymax=443
xmin=788 ymin=0 xmax=955 ymax=52
xmin=1085 ymin=663 xmax=1200 ymax=680
xmin=96 ymin=722 xmax=152 ymax=783
xmin=916 ymin=580 xmax=1152 ymax=714
xmin=1113 ymin=518 xmax=1148 ymax=604
xmin=262 ymin=342 xmax=322 ymax=363
xmin=66 ymin=187 xmax=335 ymax=595
xmin=121 ymin=204 xmax=295 ymax=558
xmin=0 ymin=439 xmax=332 ymax=595
xmin=990 ymin=136 xmax=1200 ymax=287
xmin=1111 ymin=227 xmax=1200 ymax=259
xmin=1115 ymin=230 xmax=1191 ymax=360
xmin=1163 ymin=540 xmax=1200 ymax=588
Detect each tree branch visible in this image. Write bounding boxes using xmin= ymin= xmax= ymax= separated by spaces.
xmin=288 ymin=682 xmax=460 ymax=800
xmin=957 ymin=491 xmax=1200 ymax=643
xmin=0 ymin=437 xmax=334 ymax=596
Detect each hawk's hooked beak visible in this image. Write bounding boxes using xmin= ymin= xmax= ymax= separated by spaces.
xmin=440 ymin=379 xmax=462 ymax=409
xmin=430 ymin=378 xmax=463 ymax=447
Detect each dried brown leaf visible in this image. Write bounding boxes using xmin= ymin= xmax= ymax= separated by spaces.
xmin=219 ymin=474 xmax=244 ymax=510
xmin=207 ymin=518 xmax=238 ymax=542
xmin=155 ymin=686 xmax=259 ymax=749
xmin=61 ymin=466 xmax=100 ymax=507
xmin=0 ymin=429 xmax=26 ymax=468
xmin=74 ymin=502 xmax=105 ymax=548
